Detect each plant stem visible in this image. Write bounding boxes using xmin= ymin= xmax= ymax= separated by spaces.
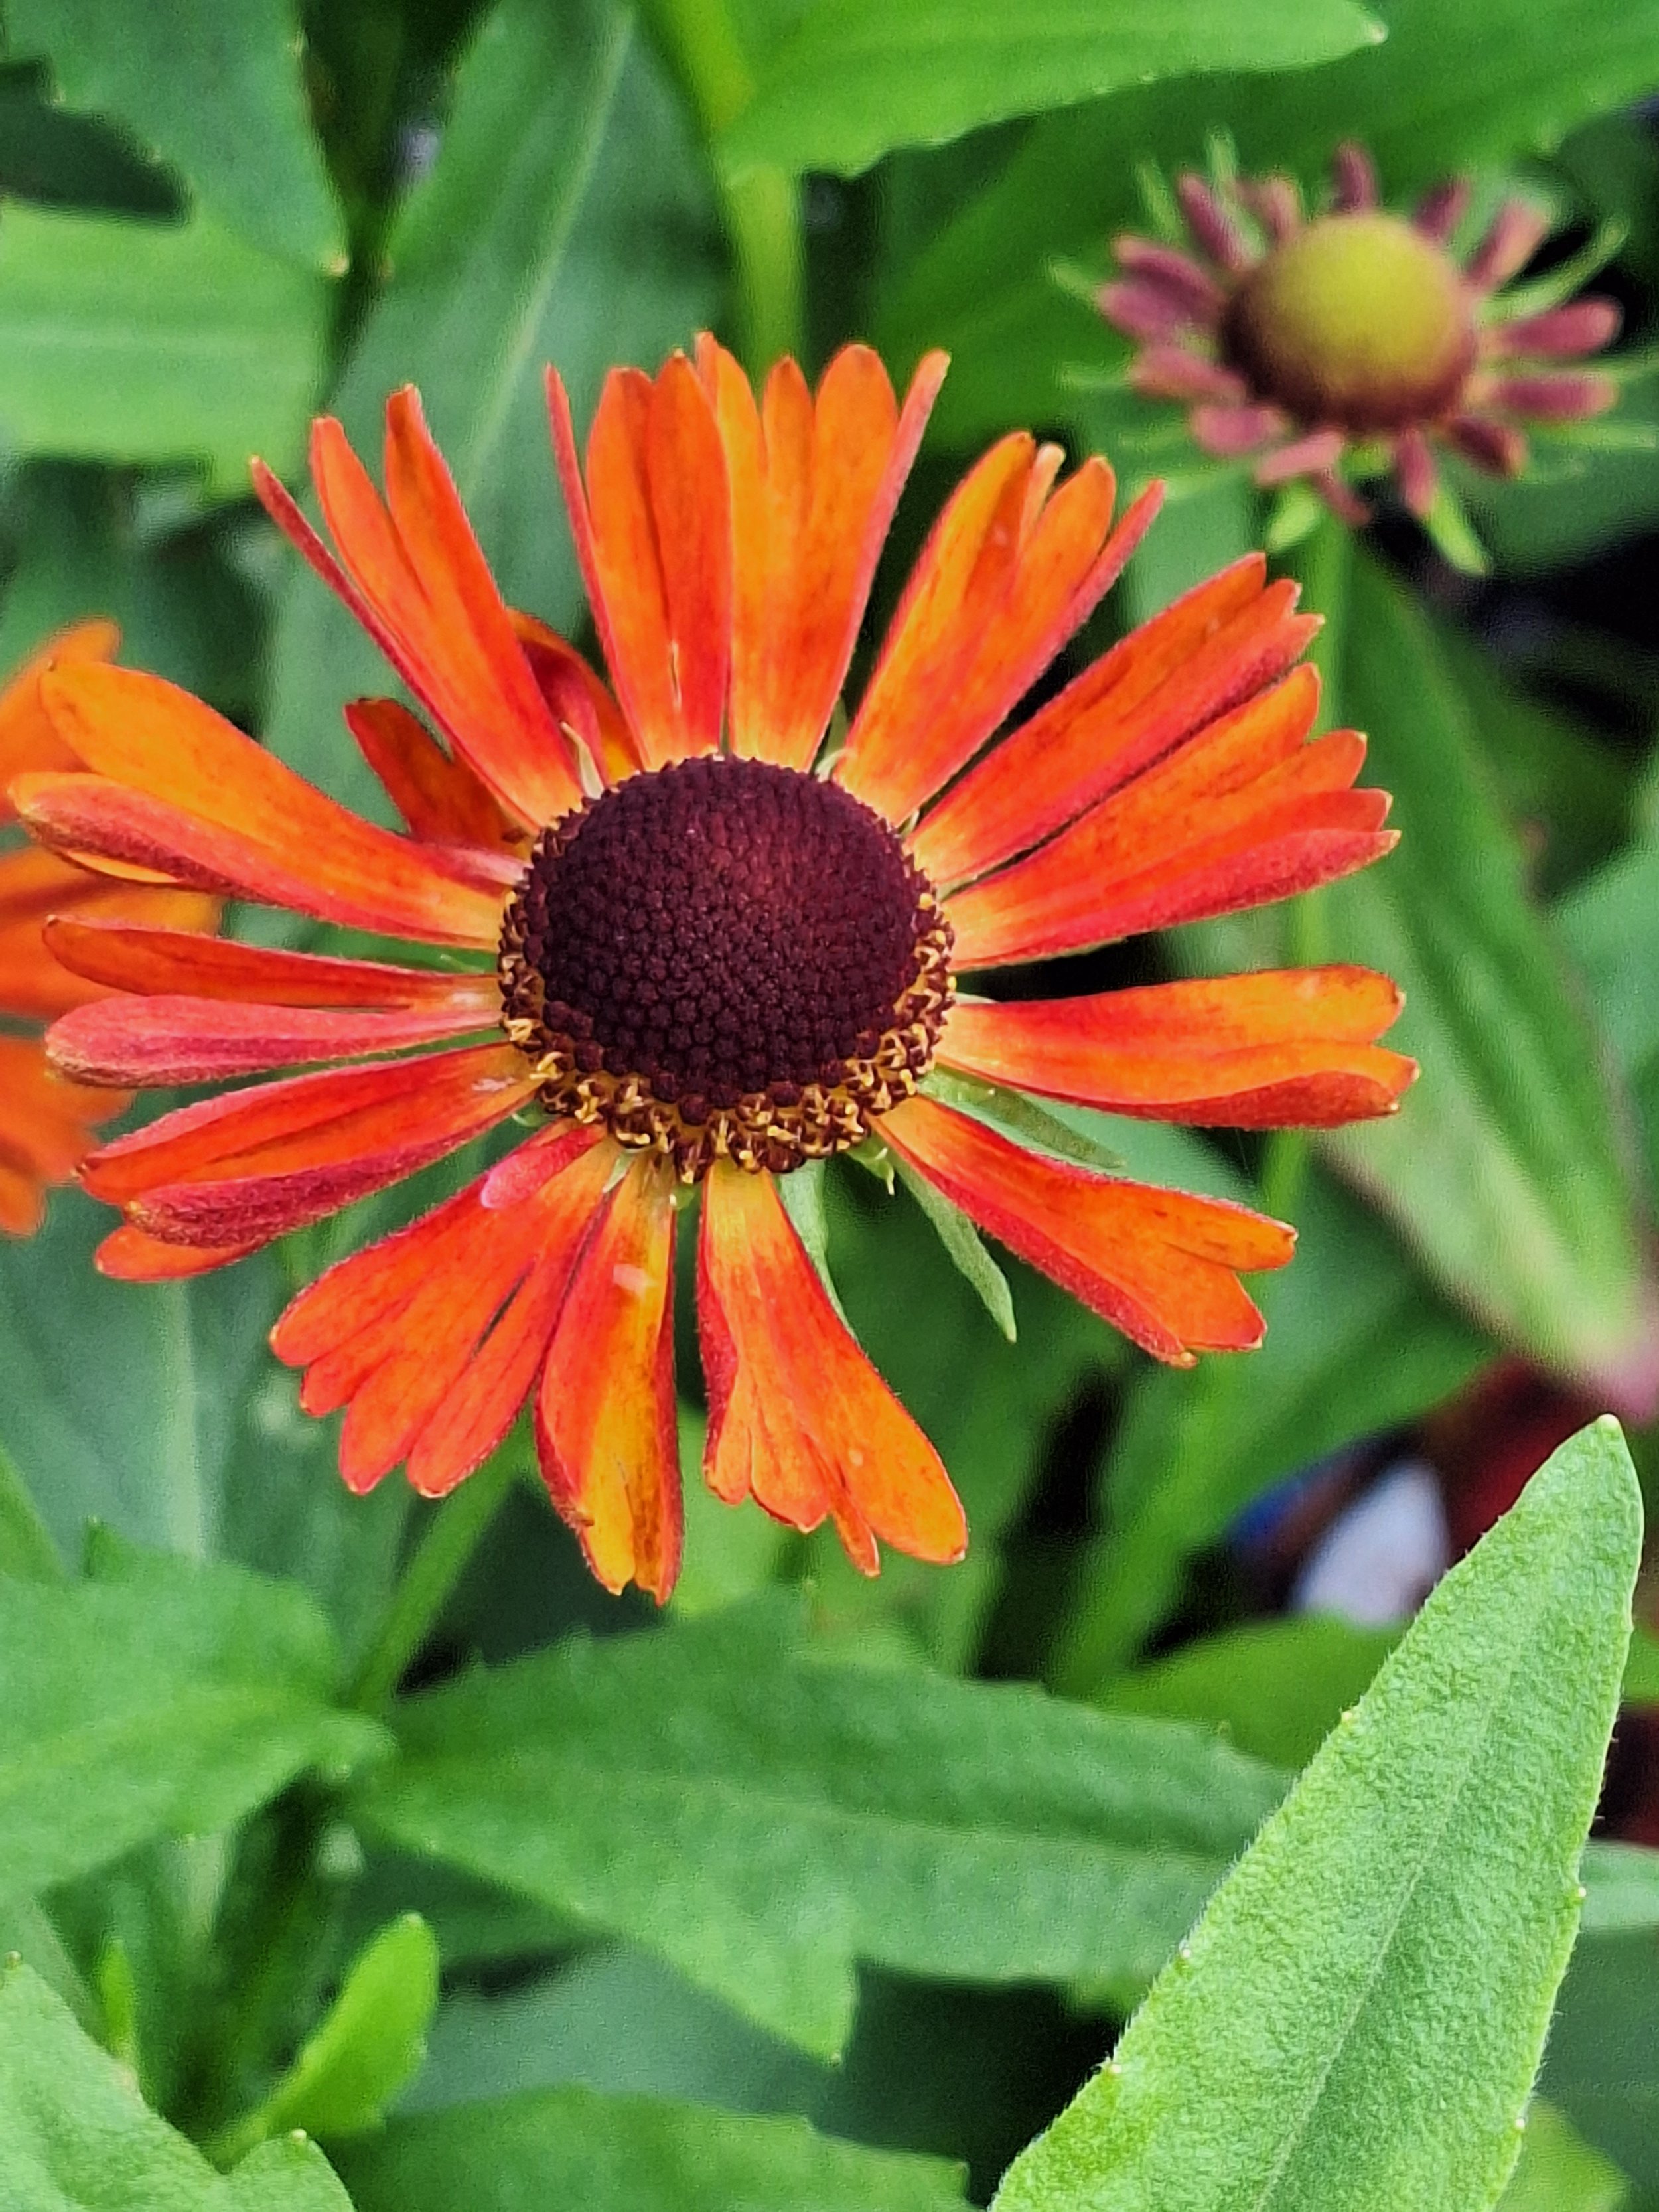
xmin=348 ymin=1446 xmax=522 ymax=1714
xmin=646 ymin=0 xmax=804 ymax=371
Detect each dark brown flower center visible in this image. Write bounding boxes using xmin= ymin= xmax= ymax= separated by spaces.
xmin=498 ymin=755 xmax=952 ymax=1179
xmin=1222 ymin=212 xmax=1477 ymax=435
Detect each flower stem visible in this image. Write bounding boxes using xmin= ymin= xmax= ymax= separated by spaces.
xmin=348 ymin=1445 xmax=522 ymax=1714
xmin=645 ymin=0 xmax=804 ymax=371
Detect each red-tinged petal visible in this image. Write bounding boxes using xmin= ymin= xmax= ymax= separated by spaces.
xmin=1414 ymin=178 xmax=1470 ymax=244
xmin=96 ymin=1224 xmax=258 ymax=1279
xmin=839 ymin=441 xmax=1161 ymax=825
xmin=946 ymin=704 xmax=1391 ymax=968
xmin=1464 ymin=200 xmax=1550 ymax=291
xmin=48 ymin=994 xmax=495 ymax=1087
xmin=83 ymin=1040 xmax=532 ymax=1232
xmin=1177 ymin=175 xmax=1254 ymax=271
xmin=547 ymin=358 xmax=730 ymax=769
xmin=1332 ymin=141 xmax=1379 ymax=213
xmin=35 ymin=664 xmax=503 ymax=944
xmin=1393 ymin=427 xmax=1439 ymax=518
xmin=910 ymin=563 xmax=1312 ymax=891
xmin=1254 ymin=427 xmax=1347 ymax=487
xmin=699 ymin=337 xmax=945 ymax=770
xmin=510 ymin=612 xmax=638 ymax=784
xmin=1478 ymin=370 xmax=1618 ymax=421
xmin=939 ymin=966 xmax=1417 ymax=1128
xmin=1112 ymin=238 xmax=1226 ymax=323
xmin=1 ymin=878 xmax=218 ymax=1021
xmin=882 ymin=1092 xmax=1293 ymax=1364
xmin=0 ymin=617 xmax=119 ymax=812
xmin=1488 ymin=299 xmax=1622 ymax=359
xmin=42 ymin=918 xmax=497 ymax=1013
xmin=535 ymin=1155 xmax=681 ymax=1601
xmin=1190 ymin=402 xmax=1285 ymax=457
xmin=344 ymin=698 xmax=520 ymax=849
xmin=697 ymin=1159 xmax=965 ymax=1573
xmin=1129 ymin=347 xmax=1248 ymax=404
xmin=0 ymin=1033 xmax=124 ymax=1189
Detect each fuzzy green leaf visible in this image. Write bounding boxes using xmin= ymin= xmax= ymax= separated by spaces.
xmin=5 ymin=0 xmax=343 ymax=268
xmin=358 ymin=1597 xmax=1285 ymax=2056
xmin=246 ymin=1915 xmax=440 ymax=2146
xmin=0 ymin=1544 xmax=384 ymax=1903
xmin=723 ymin=0 xmax=1380 ymax=176
xmin=338 ymin=2084 xmax=968 ymax=2212
xmin=994 ymin=1418 xmax=1641 ymax=2212
xmin=0 ymin=1961 xmax=353 ymax=2207
xmin=0 ymin=203 xmax=327 ymax=490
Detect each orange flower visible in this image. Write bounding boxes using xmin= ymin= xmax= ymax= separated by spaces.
xmin=0 ymin=623 xmax=215 ymax=1236
xmin=15 ymin=340 xmax=1414 ymax=1599
xmin=1100 ymin=143 xmax=1622 ymax=528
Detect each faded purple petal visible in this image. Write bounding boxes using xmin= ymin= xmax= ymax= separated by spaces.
xmin=1332 ymin=142 xmax=1379 ymax=213
xmin=1393 ymin=427 xmax=1439 ymax=518
xmin=1488 ymin=299 xmax=1623 ymax=359
xmin=1414 ymin=178 xmax=1471 ymax=245
xmin=1447 ymin=413 xmax=1528 ymax=475
xmin=1129 ymin=346 xmax=1248 ymax=403
xmin=1243 ymin=173 xmax=1303 ymax=244
xmin=1099 ymin=279 xmax=1200 ymax=344
xmin=1313 ymin=471 xmax=1372 ymax=526
xmin=1113 ymin=236 xmax=1227 ymax=324
xmin=1176 ymin=174 xmax=1254 ymax=272
xmin=1255 ymin=427 xmax=1348 ymax=486
xmin=1481 ymin=370 xmax=1619 ymax=420
xmin=1465 ymin=201 xmax=1551 ymax=291
xmin=1190 ymin=402 xmax=1285 ymax=456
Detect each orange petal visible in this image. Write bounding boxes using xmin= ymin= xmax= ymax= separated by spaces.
xmin=697 ymin=1160 xmax=965 ymax=1574
xmin=510 ymin=612 xmax=640 ymax=784
xmin=48 ymin=994 xmax=495 ymax=1087
xmin=0 ymin=617 xmax=119 ymax=813
xmin=697 ymin=337 xmax=947 ymax=769
xmin=344 ymin=698 xmax=520 ymax=850
xmin=96 ymin=1224 xmax=259 ymax=1279
xmin=881 ymin=1092 xmax=1294 ymax=1365
xmin=81 ymin=1041 xmax=534 ymax=1249
xmin=1 ymin=873 xmax=218 ymax=1023
xmin=33 ymin=664 xmax=503 ymax=944
xmin=548 ymin=356 xmax=731 ymax=769
xmin=535 ymin=1154 xmax=682 ymax=1600
xmin=909 ymin=559 xmax=1317 ymax=890
xmin=43 ymin=919 xmax=498 ymax=1013
xmin=0 ymin=1035 xmax=126 ymax=1234
xmin=946 ymin=681 xmax=1394 ymax=968
xmin=836 ymin=435 xmax=1161 ymax=825
xmin=940 ymin=967 xmax=1417 ymax=1128
xmin=257 ymin=395 xmax=581 ymax=826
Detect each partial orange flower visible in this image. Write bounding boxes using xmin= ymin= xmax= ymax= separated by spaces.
xmin=1101 ymin=142 xmax=1622 ymax=529
xmin=0 ymin=623 xmax=215 ymax=1236
xmin=15 ymin=340 xmax=1414 ymax=1599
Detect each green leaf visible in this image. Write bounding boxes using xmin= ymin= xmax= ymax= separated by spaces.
xmin=5 ymin=0 xmax=344 ymax=269
xmin=994 ymin=1418 xmax=1641 ymax=2212
xmin=0 ymin=1544 xmax=384 ymax=1903
xmin=339 ymin=2083 xmax=968 ymax=2212
xmin=1623 ymin=1625 xmax=1659 ymax=1704
xmin=236 ymin=1915 xmax=440 ymax=2149
xmin=1313 ymin=550 xmax=1652 ymax=1393
xmin=875 ymin=0 xmax=1659 ymax=450
xmin=0 ymin=1435 xmax=66 ymax=1584
xmin=723 ymin=0 xmax=1381 ymax=177
xmin=0 ymin=202 xmax=328 ymax=491
xmin=1541 ymin=1932 xmax=1659 ymax=2193
xmin=265 ymin=0 xmax=717 ymax=807
xmin=358 ymin=1597 xmax=1285 ymax=2055
xmin=1054 ymin=1163 xmax=1490 ymax=1687
xmin=0 ymin=1959 xmax=352 ymax=2208
xmin=893 ymin=1156 xmax=1017 ymax=1343
xmin=1098 ymin=1615 xmax=1402 ymax=1771
xmin=1556 ymin=840 xmax=1659 ymax=1087
xmin=1497 ymin=2102 xmax=1630 ymax=2212
xmin=1577 ymin=1842 xmax=1659 ymax=1937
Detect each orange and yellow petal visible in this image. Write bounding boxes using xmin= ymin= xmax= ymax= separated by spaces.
xmin=273 ymin=1132 xmax=607 ymax=1496
xmin=697 ymin=1159 xmax=965 ymax=1574
xmin=939 ymin=966 xmax=1416 ymax=1128
xmin=535 ymin=1153 xmax=681 ymax=1601
xmin=835 ymin=433 xmax=1160 ymax=826
xmin=255 ymin=396 xmax=582 ymax=827
xmin=882 ymin=1092 xmax=1294 ymax=1366
xmin=547 ymin=357 xmax=731 ymax=770
xmin=48 ymin=992 xmax=496 ymax=1088
xmin=510 ymin=612 xmax=639 ymax=784
xmin=96 ymin=1224 xmax=260 ymax=1279
xmin=22 ymin=664 xmax=502 ymax=946
xmin=80 ymin=1041 xmax=535 ymax=1252
xmin=696 ymin=336 xmax=946 ymax=770
xmin=43 ymin=919 xmax=498 ymax=1014
xmin=908 ymin=557 xmax=1316 ymax=891
xmin=344 ymin=698 xmax=522 ymax=851
xmin=0 ymin=617 xmax=119 ymax=810
xmin=945 ymin=674 xmax=1394 ymax=968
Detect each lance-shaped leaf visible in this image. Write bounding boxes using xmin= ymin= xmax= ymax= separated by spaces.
xmin=0 ymin=1960 xmax=354 ymax=2207
xmin=357 ymin=1597 xmax=1285 ymax=2055
xmin=993 ymin=1418 xmax=1640 ymax=2212
xmin=338 ymin=2084 xmax=968 ymax=2212
xmin=0 ymin=1542 xmax=384 ymax=1903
